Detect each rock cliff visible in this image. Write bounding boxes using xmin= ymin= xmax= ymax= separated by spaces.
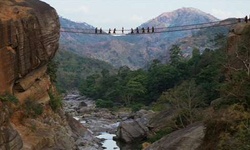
xmin=0 ymin=101 xmax=23 ymax=150
xmin=0 ymin=1 xmax=100 ymax=149
xmin=0 ymin=0 xmax=59 ymax=104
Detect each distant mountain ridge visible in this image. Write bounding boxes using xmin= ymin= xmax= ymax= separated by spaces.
xmin=140 ymin=7 xmax=219 ymax=28
xmin=59 ymin=7 xmax=232 ymax=69
xmin=60 ymin=17 xmax=94 ymax=29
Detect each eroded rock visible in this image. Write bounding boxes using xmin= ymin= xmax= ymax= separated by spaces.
xmin=145 ymin=123 xmax=204 ymax=150
xmin=0 ymin=0 xmax=60 ymax=96
xmin=0 ymin=103 xmax=23 ymax=150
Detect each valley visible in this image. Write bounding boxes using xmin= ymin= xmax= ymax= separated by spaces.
xmin=0 ymin=1 xmax=249 ymax=149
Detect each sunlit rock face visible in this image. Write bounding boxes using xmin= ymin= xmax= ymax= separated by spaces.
xmin=0 ymin=0 xmax=60 ymax=104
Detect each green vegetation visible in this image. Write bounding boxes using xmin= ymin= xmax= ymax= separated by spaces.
xmin=148 ymin=127 xmax=173 ymax=143
xmin=49 ymin=91 xmax=63 ymax=111
xmin=47 ymin=60 xmax=59 ymax=83
xmin=0 ymin=94 xmax=19 ymax=104
xmin=54 ymin=48 xmax=115 ymax=93
xmin=79 ymin=43 xmax=225 ymax=111
xmin=96 ymin=99 xmax=113 ymax=108
xmin=23 ymin=99 xmax=43 ymax=118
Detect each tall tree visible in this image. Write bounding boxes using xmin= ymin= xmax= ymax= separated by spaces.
xmin=159 ymin=80 xmax=204 ymax=127
xmin=169 ymin=45 xmax=182 ymax=66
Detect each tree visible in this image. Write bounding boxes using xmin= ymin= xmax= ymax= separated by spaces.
xmin=147 ymin=64 xmax=180 ymax=102
xmin=169 ymin=45 xmax=182 ymax=66
xmin=187 ymin=48 xmax=201 ymax=76
xmin=79 ymin=74 xmax=100 ymax=97
xmin=159 ymin=80 xmax=204 ymax=127
xmin=122 ymin=77 xmax=146 ymax=105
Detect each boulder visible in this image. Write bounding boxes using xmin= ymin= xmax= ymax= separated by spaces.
xmin=115 ymin=119 xmax=149 ymax=143
xmin=79 ymin=101 xmax=88 ymax=107
xmin=145 ymin=123 xmax=204 ymax=150
xmin=149 ymin=110 xmax=176 ymax=132
xmin=14 ymin=74 xmax=51 ymax=104
xmin=66 ymin=114 xmax=103 ymax=150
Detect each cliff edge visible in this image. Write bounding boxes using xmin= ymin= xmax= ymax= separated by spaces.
xmin=0 ymin=1 xmax=102 ymax=150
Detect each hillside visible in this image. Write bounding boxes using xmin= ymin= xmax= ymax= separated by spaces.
xmin=60 ymin=7 xmax=234 ymax=69
xmin=54 ymin=48 xmax=115 ymax=92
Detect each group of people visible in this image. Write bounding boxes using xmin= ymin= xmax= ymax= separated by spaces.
xmin=94 ymin=27 xmax=155 ymax=34
xmin=130 ymin=27 xmax=155 ymax=34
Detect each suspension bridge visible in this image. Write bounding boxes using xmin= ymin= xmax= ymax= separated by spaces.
xmin=60 ymin=17 xmax=247 ymax=35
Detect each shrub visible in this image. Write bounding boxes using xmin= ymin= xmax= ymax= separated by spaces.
xmin=49 ymin=91 xmax=62 ymax=111
xmin=24 ymin=99 xmax=43 ymax=118
xmin=0 ymin=93 xmax=19 ymax=104
xmin=47 ymin=60 xmax=59 ymax=83
xmin=96 ymin=99 xmax=113 ymax=108
xmin=130 ymin=103 xmax=144 ymax=112
xmin=147 ymin=127 xmax=173 ymax=143
xmin=201 ymin=104 xmax=250 ymax=150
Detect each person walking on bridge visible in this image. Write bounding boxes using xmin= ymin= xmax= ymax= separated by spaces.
xmin=245 ymin=16 xmax=248 ymax=23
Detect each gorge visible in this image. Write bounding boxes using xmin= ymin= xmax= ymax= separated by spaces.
xmin=0 ymin=0 xmax=250 ymax=150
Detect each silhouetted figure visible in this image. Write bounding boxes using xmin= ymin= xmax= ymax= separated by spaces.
xmin=147 ymin=27 xmax=150 ymax=33
xmin=100 ymin=28 xmax=102 ymax=34
xmin=131 ymin=28 xmax=134 ymax=34
xmin=113 ymin=28 xmax=116 ymax=34
xmin=95 ymin=27 xmax=98 ymax=34
xmin=136 ymin=27 xmax=139 ymax=33
xmin=245 ymin=16 xmax=248 ymax=23
xmin=122 ymin=27 xmax=124 ymax=34
xmin=152 ymin=27 xmax=155 ymax=33
xmin=108 ymin=28 xmax=111 ymax=34
xmin=238 ymin=18 xmax=241 ymax=22
xmin=142 ymin=27 xmax=145 ymax=33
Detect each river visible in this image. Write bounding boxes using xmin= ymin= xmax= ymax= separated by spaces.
xmin=64 ymin=92 xmax=121 ymax=150
xmin=96 ymin=132 xmax=120 ymax=150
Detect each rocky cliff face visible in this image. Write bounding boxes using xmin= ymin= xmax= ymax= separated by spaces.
xmin=0 ymin=101 xmax=23 ymax=150
xmin=0 ymin=1 xmax=93 ymax=150
xmin=225 ymin=22 xmax=250 ymax=78
xmin=0 ymin=0 xmax=59 ymax=104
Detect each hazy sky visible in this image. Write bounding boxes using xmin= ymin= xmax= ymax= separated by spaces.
xmin=41 ymin=0 xmax=249 ymax=29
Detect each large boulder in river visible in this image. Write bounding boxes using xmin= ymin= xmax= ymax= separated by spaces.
xmin=115 ymin=119 xmax=149 ymax=143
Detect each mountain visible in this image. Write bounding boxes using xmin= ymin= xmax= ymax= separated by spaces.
xmin=141 ymin=7 xmax=218 ymax=28
xmin=59 ymin=7 xmax=233 ymax=69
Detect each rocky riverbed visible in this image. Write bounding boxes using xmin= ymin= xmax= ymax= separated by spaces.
xmin=63 ymin=91 xmax=122 ymax=149
xmin=63 ymin=92 xmax=120 ymax=134
xmin=63 ymin=91 xmax=155 ymax=150
xmin=63 ymin=91 xmax=206 ymax=150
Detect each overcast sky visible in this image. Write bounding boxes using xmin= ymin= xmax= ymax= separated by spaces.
xmin=41 ymin=0 xmax=249 ymax=29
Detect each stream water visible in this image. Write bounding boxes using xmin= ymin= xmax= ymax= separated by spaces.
xmin=73 ymin=116 xmax=120 ymax=150
xmin=96 ymin=132 xmax=120 ymax=150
